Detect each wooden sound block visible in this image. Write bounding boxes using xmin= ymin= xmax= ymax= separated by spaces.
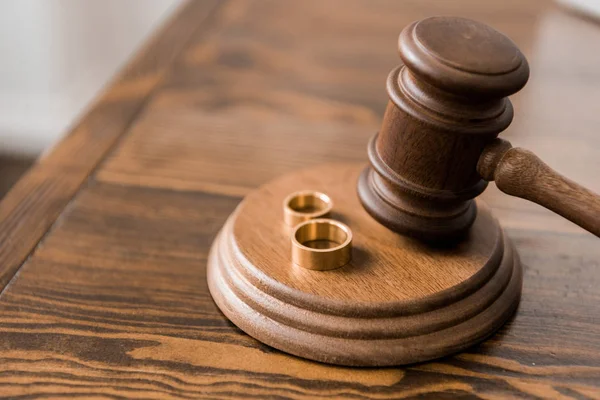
xmin=207 ymin=163 xmax=522 ymax=366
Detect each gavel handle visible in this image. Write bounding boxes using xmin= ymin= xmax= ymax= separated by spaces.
xmin=477 ymin=139 xmax=600 ymax=237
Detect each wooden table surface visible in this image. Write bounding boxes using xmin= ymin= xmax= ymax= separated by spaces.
xmin=1 ymin=0 xmax=599 ymax=398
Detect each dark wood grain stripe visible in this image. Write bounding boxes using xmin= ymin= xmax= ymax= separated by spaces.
xmin=1 ymin=182 xmax=598 ymax=398
xmin=0 ymin=0 xmax=599 ymax=397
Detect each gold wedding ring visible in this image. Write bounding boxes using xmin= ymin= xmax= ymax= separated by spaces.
xmin=291 ymin=219 xmax=352 ymax=271
xmin=283 ymin=190 xmax=333 ymax=227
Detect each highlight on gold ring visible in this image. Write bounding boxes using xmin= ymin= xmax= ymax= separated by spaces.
xmin=283 ymin=190 xmax=333 ymax=227
xmin=291 ymin=218 xmax=352 ymax=271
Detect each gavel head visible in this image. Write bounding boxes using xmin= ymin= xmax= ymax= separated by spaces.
xmin=357 ymin=16 xmax=529 ymax=241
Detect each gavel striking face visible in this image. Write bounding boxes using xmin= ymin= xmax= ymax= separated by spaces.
xmin=357 ymin=16 xmax=600 ymax=241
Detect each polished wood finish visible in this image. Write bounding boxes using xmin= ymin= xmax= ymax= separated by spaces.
xmin=358 ymin=16 xmax=600 ymax=242
xmin=0 ymin=0 xmax=599 ymax=397
xmin=208 ymin=163 xmax=521 ymax=366
xmin=358 ymin=16 xmax=529 ymax=241
xmin=479 ymin=139 xmax=600 ymax=236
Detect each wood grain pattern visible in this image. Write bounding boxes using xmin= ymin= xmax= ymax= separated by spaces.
xmin=231 ymin=165 xmax=499 ymax=302
xmin=478 ymin=139 xmax=600 ymax=236
xmin=208 ymin=163 xmax=522 ymax=366
xmin=0 ymin=168 xmax=81 ymax=292
xmin=95 ymin=0 xmax=600 ymax=223
xmin=0 ymin=0 xmax=221 ymax=293
xmin=97 ymin=0 xmax=547 ymax=197
xmin=97 ymin=108 xmax=371 ymax=197
xmin=0 ymin=183 xmax=598 ymax=398
xmin=0 ymin=0 xmax=599 ymax=397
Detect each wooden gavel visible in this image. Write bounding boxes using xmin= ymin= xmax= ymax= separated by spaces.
xmin=357 ymin=16 xmax=600 ymax=241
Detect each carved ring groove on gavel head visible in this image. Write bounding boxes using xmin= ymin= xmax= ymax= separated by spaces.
xmin=357 ymin=16 xmax=530 ymax=241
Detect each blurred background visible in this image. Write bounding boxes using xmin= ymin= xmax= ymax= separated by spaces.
xmin=0 ymin=0 xmax=598 ymax=199
xmin=0 ymin=0 xmax=182 ymax=196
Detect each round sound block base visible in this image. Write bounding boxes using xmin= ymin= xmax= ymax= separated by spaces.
xmin=207 ymin=163 xmax=522 ymax=366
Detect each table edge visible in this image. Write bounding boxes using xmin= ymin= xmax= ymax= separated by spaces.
xmin=0 ymin=0 xmax=223 ymax=295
